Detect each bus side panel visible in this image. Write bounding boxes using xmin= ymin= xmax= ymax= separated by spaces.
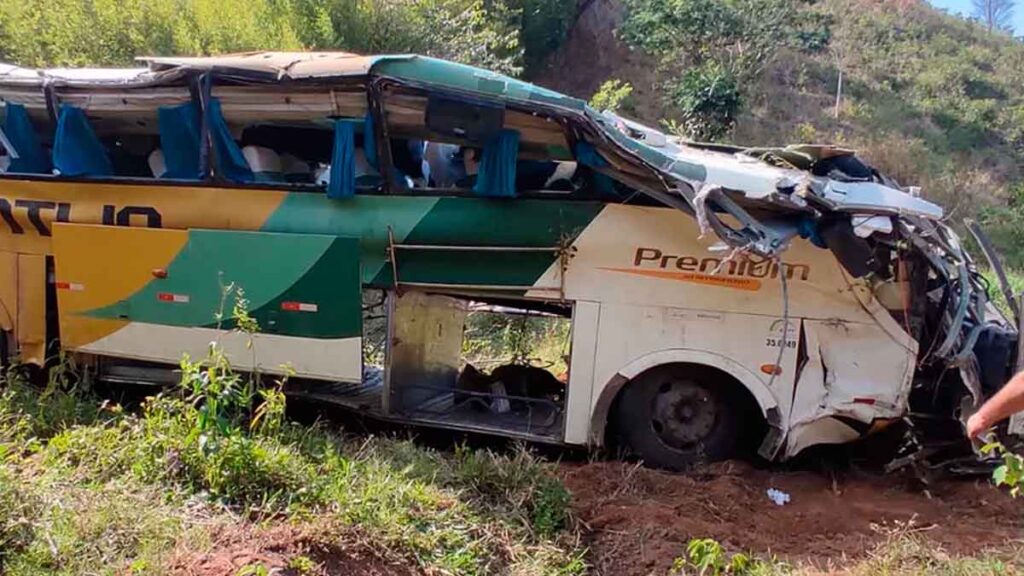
xmin=0 ymin=251 xmax=46 ymax=364
xmin=51 ymin=223 xmax=363 ymax=381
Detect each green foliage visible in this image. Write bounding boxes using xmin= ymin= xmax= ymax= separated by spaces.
xmin=982 ymin=441 xmax=1024 ymax=498
xmin=980 ymin=184 xmax=1024 ymax=270
xmin=0 ymin=354 xmax=103 ymax=456
xmin=619 ymin=0 xmax=799 ymax=140
xmin=0 ymin=467 xmax=39 ymax=568
xmin=237 ymin=563 xmax=272 ymax=576
xmin=513 ymin=0 xmax=577 ymax=74
xmin=0 ymin=287 xmax=580 ymax=574
xmin=0 ymin=0 xmax=574 ymax=78
xmin=462 ymin=310 xmax=570 ymax=375
xmin=850 ymin=521 xmax=1023 ymax=575
xmin=590 ymin=79 xmax=635 ymax=113
xmin=287 ymin=554 xmax=317 ymax=574
xmin=672 ymin=538 xmax=785 ymax=575
xmin=668 ymin=63 xmax=742 ymax=141
xmin=620 ymin=0 xmax=801 ymax=77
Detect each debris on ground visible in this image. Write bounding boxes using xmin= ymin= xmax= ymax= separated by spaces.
xmin=766 ymin=487 xmax=791 ymax=506
xmin=561 ymin=460 xmax=1023 ymax=575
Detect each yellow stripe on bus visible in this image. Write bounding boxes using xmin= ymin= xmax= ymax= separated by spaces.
xmin=52 ymin=224 xmax=190 ymax=348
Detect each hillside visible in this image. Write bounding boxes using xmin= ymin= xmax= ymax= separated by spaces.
xmin=538 ymin=0 xmax=1024 ymax=265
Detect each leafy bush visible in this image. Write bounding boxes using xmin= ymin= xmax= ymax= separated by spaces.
xmin=513 ymin=0 xmax=577 ymax=74
xmin=667 ymin=63 xmax=742 ymax=141
xmin=0 ymin=355 xmax=104 ymax=456
xmin=590 ymin=79 xmax=635 ymax=113
xmin=671 ymin=538 xmax=784 ymax=575
xmin=979 ymin=184 xmax=1024 ymax=270
xmin=619 ymin=0 xmax=799 ymax=140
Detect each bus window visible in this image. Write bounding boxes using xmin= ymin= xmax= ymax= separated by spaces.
xmin=379 ymin=85 xmax=649 ymax=201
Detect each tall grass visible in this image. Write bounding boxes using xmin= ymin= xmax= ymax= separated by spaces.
xmin=0 ymin=290 xmax=581 ymax=575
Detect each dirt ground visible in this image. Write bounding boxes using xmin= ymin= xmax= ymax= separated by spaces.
xmin=562 ymin=460 xmax=1024 ymax=574
xmin=167 ymin=524 xmax=417 ymax=576
xmin=168 ymin=459 xmax=1022 ymax=576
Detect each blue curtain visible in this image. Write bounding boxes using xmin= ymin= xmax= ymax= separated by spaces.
xmin=574 ymin=141 xmax=616 ymax=197
xmin=206 ymin=98 xmax=254 ymax=183
xmin=52 ymin=105 xmax=113 ymax=177
xmin=157 ymin=102 xmax=202 ymax=179
xmin=2 ymin=103 xmax=50 ymax=174
xmin=473 ymin=129 xmax=520 ymax=198
xmin=574 ymin=141 xmax=608 ymax=169
xmin=328 ymin=119 xmax=357 ymax=199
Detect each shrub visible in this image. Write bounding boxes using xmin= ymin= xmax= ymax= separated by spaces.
xmin=590 ymin=79 xmax=635 ymax=113
xmin=667 ymin=63 xmax=742 ymax=141
xmin=671 ymin=538 xmax=785 ymax=575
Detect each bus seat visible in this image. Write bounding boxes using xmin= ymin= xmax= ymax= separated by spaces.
xmin=2 ymin=102 xmax=51 ymax=174
xmin=314 ymin=163 xmax=330 ymax=187
xmin=148 ymin=149 xmax=167 ymax=178
xmin=473 ymin=129 xmax=519 ymax=198
xmin=422 ymin=142 xmax=466 ymax=187
xmin=0 ymin=154 xmax=9 ymax=173
xmin=52 ymin=105 xmax=113 ymax=177
xmin=242 ymin=145 xmax=284 ymax=182
xmin=318 ymin=146 xmax=387 ymax=191
xmin=280 ymin=153 xmax=312 ymax=183
xmin=545 ymin=161 xmax=577 ymax=190
xmin=157 ymin=102 xmax=201 ymax=179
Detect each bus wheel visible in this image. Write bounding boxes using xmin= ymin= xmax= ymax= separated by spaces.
xmin=613 ymin=365 xmax=741 ymax=470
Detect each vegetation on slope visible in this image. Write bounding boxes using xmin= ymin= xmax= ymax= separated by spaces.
xmin=0 ymin=353 xmax=582 ymax=575
xmin=609 ymin=0 xmax=1024 ymax=264
xmin=0 ymin=0 xmax=575 ymax=77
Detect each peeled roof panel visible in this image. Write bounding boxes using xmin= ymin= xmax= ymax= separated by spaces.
xmin=0 ymin=64 xmax=165 ymax=87
xmin=138 ymin=51 xmax=379 ymax=79
xmin=371 ymin=55 xmax=585 ymax=110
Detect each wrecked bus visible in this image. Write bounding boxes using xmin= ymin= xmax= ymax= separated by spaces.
xmin=0 ymin=52 xmax=1015 ymax=469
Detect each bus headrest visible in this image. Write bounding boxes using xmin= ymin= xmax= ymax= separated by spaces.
xmin=148 ymin=149 xmax=167 ymax=178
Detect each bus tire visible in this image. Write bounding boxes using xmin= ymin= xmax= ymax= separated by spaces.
xmin=612 ymin=364 xmax=741 ymax=470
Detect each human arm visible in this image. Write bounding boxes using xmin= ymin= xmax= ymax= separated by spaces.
xmin=967 ymin=370 xmax=1024 ymax=439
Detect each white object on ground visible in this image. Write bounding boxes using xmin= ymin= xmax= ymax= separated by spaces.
xmin=766 ymin=488 xmax=791 ymax=506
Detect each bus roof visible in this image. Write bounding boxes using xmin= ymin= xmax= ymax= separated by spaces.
xmin=0 ymin=51 xmax=943 ymax=248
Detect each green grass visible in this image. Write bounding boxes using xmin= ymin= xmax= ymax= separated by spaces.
xmin=4 ymin=357 xmax=1023 ymax=575
xmin=0 ymin=352 xmax=582 ymax=576
xmin=980 ymin=266 xmax=1024 ymax=320
xmin=668 ymin=531 xmax=1023 ymax=575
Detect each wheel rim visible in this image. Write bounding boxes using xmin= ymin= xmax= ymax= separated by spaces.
xmin=650 ymin=378 xmax=716 ymax=450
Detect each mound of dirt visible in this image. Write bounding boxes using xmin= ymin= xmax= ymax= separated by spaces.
xmin=167 ymin=523 xmax=418 ymax=576
xmin=562 ymin=460 xmax=1023 ymax=575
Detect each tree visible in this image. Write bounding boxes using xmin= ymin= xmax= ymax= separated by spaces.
xmin=972 ymin=0 xmax=1015 ymax=33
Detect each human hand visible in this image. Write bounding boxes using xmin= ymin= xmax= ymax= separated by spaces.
xmin=966 ymin=411 xmax=991 ymax=440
